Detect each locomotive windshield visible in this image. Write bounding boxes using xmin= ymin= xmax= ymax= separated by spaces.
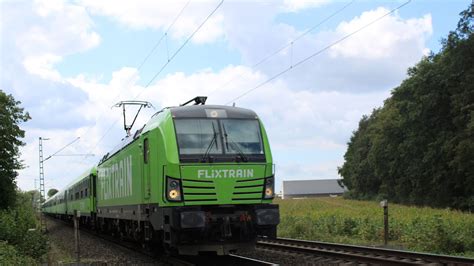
xmin=174 ymin=119 xmax=223 ymax=155
xmin=174 ymin=118 xmax=265 ymax=162
xmin=220 ymin=119 xmax=263 ymax=154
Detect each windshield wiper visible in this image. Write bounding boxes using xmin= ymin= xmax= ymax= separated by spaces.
xmin=201 ymin=123 xmax=218 ymax=163
xmin=222 ymin=124 xmax=248 ymax=162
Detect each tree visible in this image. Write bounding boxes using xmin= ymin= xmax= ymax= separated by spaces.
xmin=47 ymin=189 xmax=58 ymax=198
xmin=338 ymin=3 xmax=474 ymax=210
xmin=0 ymin=90 xmax=31 ymax=209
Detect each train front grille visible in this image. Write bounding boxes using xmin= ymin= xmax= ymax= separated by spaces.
xmin=182 ymin=178 xmax=218 ymax=204
xmin=232 ymin=178 xmax=264 ymax=202
xmin=181 ymin=177 xmax=265 ymax=205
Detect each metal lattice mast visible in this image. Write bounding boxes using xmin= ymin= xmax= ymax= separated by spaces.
xmin=39 ymin=137 xmax=46 ymax=231
xmin=33 ymin=179 xmax=39 ymax=211
xmin=37 ymin=136 xmax=90 ymax=231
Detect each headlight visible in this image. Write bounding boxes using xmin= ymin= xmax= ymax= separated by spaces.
xmin=263 ymin=176 xmax=274 ymax=199
xmin=166 ymin=176 xmax=182 ymax=202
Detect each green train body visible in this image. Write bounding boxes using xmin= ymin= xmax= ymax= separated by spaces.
xmin=66 ymin=168 xmax=97 ymax=217
xmin=43 ymin=191 xmax=66 ymax=215
xmin=43 ymin=168 xmax=96 ymax=219
xmin=44 ymin=104 xmax=279 ymax=255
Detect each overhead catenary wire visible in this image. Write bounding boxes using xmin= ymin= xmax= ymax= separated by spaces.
xmin=136 ymin=0 xmax=191 ymax=70
xmin=44 ymin=137 xmax=80 ymax=161
xmin=140 ymin=0 xmax=225 ymax=90
xmin=75 ymin=0 xmax=192 ymax=164
xmin=225 ymin=0 xmax=411 ymax=105
xmin=81 ymin=0 xmax=225 ymax=164
xmin=258 ymin=0 xmax=355 ymax=66
xmin=206 ymin=0 xmax=355 ymax=99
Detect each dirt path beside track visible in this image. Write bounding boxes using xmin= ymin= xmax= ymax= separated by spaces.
xmin=45 ymin=217 xmax=159 ymax=265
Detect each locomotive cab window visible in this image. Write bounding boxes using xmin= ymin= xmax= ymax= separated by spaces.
xmin=220 ymin=119 xmax=264 ymax=155
xmin=175 ymin=119 xmax=222 ymax=155
xmin=174 ymin=118 xmax=265 ymax=162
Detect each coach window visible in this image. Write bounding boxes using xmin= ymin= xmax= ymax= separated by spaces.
xmin=144 ymin=138 xmax=149 ymax=164
xmin=81 ymin=191 xmax=83 ymax=198
xmin=85 ymin=188 xmax=88 ymax=197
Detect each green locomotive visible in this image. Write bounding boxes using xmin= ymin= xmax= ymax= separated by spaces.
xmin=44 ymin=97 xmax=279 ymax=255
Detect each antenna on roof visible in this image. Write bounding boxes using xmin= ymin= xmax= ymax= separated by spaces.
xmin=113 ymin=101 xmax=154 ymax=137
xmin=180 ymin=96 xmax=207 ymax=106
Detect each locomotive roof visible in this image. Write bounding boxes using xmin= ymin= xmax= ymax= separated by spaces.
xmin=65 ymin=167 xmax=96 ymax=187
xmin=44 ymin=167 xmax=96 ymax=202
xmin=99 ymin=105 xmax=259 ymax=165
xmin=169 ymin=105 xmax=258 ymax=119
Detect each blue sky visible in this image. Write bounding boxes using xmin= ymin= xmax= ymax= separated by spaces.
xmin=1 ymin=0 xmax=471 ymax=194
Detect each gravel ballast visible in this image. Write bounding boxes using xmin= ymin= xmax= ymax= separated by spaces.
xmin=46 ymin=217 xmax=337 ymax=265
xmin=45 ymin=217 xmax=159 ymax=265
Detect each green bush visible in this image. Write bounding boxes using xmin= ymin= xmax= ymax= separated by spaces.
xmin=18 ymin=229 xmax=48 ymax=259
xmin=0 ymin=207 xmax=37 ymax=245
xmin=0 ymin=241 xmax=36 ymax=265
xmin=0 ymin=192 xmax=48 ymax=262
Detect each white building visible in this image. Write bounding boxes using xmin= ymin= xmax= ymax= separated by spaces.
xmin=282 ymin=179 xmax=346 ymax=199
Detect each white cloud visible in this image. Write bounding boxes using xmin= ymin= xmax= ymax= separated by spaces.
xmin=281 ymin=0 xmax=330 ymax=12
xmin=278 ymin=159 xmax=344 ymax=181
xmin=75 ymin=0 xmax=329 ymax=45
xmin=223 ymin=5 xmax=432 ymax=92
xmin=79 ymin=0 xmax=225 ymax=44
xmin=34 ymin=0 xmax=66 ymax=17
xmin=22 ymin=54 xmax=63 ymax=81
xmin=330 ymin=8 xmax=432 ymax=59
xmin=2 ymin=0 xmax=101 ymax=191
xmin=6 ymin=2 xmax=433 ymax=194
xmin=18 ymin=0 xmax=100 ymax=57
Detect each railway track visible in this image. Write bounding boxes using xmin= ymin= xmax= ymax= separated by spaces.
xmin=257 ymin=237 xmax=474 ymax=265
xmin=79 ymin=226 xmax=276 ymax=265
xmin=173 ymin=254 xmax=277 ymax=266
xmin=48 ymin=216 xmax=276 ymax=265
xmin=94 ymin=232 xmax=276 ymax=266
xmin=92 ymin=230 xmax=276 ymax=265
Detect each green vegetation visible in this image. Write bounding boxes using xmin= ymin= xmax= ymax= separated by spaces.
xmin=0 ymin=90 xmax=31 ymax=210
xmin=338 ymin=4 xmax=474 ymax=210
xmin=0 ymin=191 xmax=49 ymax=264
xmin=0 ymin=241 xmax=36 ymax=265
xmin=0 ymin=91 xmax=47 ymax=264
xmin=277 ymin=198 xmax=474 ymax=257
xmin=47 ymin=188 xmax=59 ymax=198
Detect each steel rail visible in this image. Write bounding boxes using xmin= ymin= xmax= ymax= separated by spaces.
xmin=177 ymin=254 xmax=277 ymax=266
xmin=46 ymin=216 xmax=276 ymax=265
xmin=257 ymin=237 xmax=474 ymax=265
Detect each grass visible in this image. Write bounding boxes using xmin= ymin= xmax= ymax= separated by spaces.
xmin=276 ymin=197 xmax=474 ymax=258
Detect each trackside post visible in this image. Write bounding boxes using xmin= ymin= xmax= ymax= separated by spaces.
xmin=380 ymin=200 xmax=388 ymax=246
xmin=74 ymin=210 xmax=81 ymax=263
